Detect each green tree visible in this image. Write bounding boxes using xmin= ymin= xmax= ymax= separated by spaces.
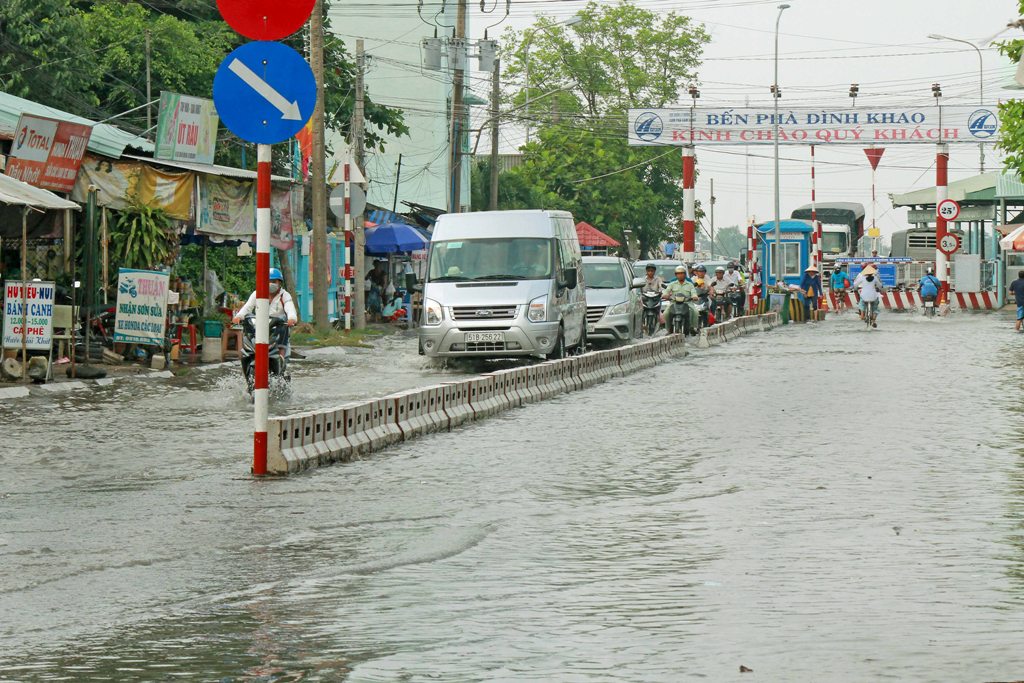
xmin=998 ymin=24 xmax=1024 ymax=177
xmin=501 ymin=0 xmax=709 ymax=117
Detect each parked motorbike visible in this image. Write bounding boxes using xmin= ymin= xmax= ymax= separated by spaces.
xmin=641 ymin=290 xmax=662 ymax=337
xmin=667 ymin=294 xmax=695 ymax=336
xmin=241 ymin=314 xmax=291 ymax=397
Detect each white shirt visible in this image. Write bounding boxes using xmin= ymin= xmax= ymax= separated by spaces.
xmin=707 ymin=275 xmax=730 ymax=294
xmin=723 ymin=270 xmax=742 ymax=287
xmin=857 ymin=276 xmax=883 ymax=303
xmin=237 ymin=289 xmax=298 ymax=321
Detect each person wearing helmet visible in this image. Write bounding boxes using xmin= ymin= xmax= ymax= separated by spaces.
xmin=918 ymin=266 xmax=941 ymax=309
xmin=233 ymin=267 xmax=298 ymax=352
xmin=661 ymin=265 xmax=699 ymax=334
xmin=640 ymin=263 xmax=664 ymax=295
xmin=724 ymin=262 xmax=745 ymax=315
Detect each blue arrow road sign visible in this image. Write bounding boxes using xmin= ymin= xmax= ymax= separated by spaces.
xmin=213 ymin=41 xmax=316 ymax=145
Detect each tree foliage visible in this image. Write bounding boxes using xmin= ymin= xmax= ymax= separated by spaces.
xmin=0 ymin=0 xmax=407 ymax=168
xmin=998 ymin=15 xmax=1024 ymax=178
xmin=492 ymin=1 xmax=708 ymax=256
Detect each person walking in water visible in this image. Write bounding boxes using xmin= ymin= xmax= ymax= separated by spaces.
xmin=1009 ymin=270 xmax=1024 ymax=332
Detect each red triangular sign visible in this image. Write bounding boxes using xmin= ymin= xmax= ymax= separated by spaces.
xmin=864 ymin=148 xmax=885 ymax=170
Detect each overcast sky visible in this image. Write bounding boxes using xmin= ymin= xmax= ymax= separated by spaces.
xmin=466 ymin=0 xmax=1018 ymax=239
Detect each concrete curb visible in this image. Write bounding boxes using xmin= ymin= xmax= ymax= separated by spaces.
xmin=265 ymin=311 xmax=782 ymax=475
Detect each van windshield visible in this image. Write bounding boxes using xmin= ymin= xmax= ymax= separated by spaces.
xmin=427 ymin=238 xmax=554 ymax=281
xmin=584 ymin=262 xmax=626 ymax=289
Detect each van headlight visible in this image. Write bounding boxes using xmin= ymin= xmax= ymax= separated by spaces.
xmin=424 ymin=298 xmax=443 ymax=326
xmin=528 ymin=294 xmax=547 ymax=322
xmin=607 ymin=300 xmax=630 ymax=316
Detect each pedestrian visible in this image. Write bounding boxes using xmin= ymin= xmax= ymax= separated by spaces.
xmin=1009 ymin=270 xmax=1024 ymax=332
xmin=799 ymin=265 xmax=822 ymax=320
xmin=367 ymin=260 xmax=387 ymax=321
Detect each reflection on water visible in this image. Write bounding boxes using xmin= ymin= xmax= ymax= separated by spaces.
xmin=2 ymin=314 xmax=1024 ymax=681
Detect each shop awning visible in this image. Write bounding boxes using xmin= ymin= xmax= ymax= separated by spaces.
xmin=0 ymin=91 xmax=153 ymax=159
xmin=123 ymin=154 xmax=292 ymax=182
xmin=0 ymin=172 xmax=80 ymax=239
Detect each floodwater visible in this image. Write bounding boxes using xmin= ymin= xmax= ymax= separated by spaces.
xmin=2 ymin=313 xmax=1023 ymax=681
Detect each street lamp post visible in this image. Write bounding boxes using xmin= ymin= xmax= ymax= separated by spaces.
xmin=772 ymin=3 xmax=790 ymax=286
xmin=524 ymin=14 xmax=582 ymax=145
xmin=928 ymin=33 xmax=984 ymax=172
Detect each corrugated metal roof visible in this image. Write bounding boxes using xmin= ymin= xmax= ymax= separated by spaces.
xmin=123 ymin=155 xmax=292 ymax=183
xmin=0 ymin=91 xmax=154 ymax=159
xmin=996 ymin=172 xmax=1024 ymax=199
xmin=0 ymin=172 xmax=80 ymax=210
xmin=890 ymin=172 xmax=999 ymax=206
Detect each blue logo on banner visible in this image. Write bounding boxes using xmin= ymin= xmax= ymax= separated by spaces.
xmin=634 ymin=112 xmax=663 ymax=142
xmin=967 ymin=109 xmax=997 ymax=139
xmin=213 ymin=41 xmax=316 ymax=145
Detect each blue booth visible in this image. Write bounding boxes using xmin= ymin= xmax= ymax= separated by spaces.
xmin=756 ymin=220 xmax=814 ymax=288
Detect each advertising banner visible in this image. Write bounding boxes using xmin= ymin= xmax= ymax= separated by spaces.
xmin=2 ymin=281 xmax=55 ymax=350
xmin=628 ymin=105 xmax=1000 ymax=146
xmin=5 ymin=114 xmax=92 ymax=192
xmin=113 ymin=268 xmax=170 ymax=346
xmin=155 ymin=92 xmax=219 ymax=164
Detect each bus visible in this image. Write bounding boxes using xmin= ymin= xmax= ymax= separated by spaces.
xmin=790 ymin=202 xmax=865 ymax=269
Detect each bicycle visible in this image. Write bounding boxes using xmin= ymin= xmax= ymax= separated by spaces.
xmin=863 ymin=300 xmax=879 ymax=330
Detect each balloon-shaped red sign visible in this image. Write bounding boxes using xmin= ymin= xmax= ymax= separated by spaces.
xmin=217 ymin=0 xmax=316 ymax=41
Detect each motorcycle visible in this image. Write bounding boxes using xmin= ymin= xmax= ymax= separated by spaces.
xmin=727 ymin=285 xmax=745 ymax=318
xmin=641 ymin=290 xmax=662 ymax=337
xmin=241 ymin=313 xmax=291 ymax=397
xmin=694 ymin=287 xmax=711 ymax=329
xmin=922 ymin=294 xmax=937 ymax=317
xmin=666 ymin=294 xmax=695 ymax=336
xmin=709 ymin=288 xmax=729 ymax=323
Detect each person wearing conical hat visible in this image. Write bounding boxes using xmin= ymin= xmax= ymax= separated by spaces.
xmin=799 ymin=265 xmax=823 ymax=320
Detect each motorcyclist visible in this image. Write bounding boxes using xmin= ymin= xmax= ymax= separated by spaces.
xmin=830 ymin=264 xmax=851 ymax=303
xmin=640 ymin=263 xmax=664 ymax=294
xmin=662 ymin=265 xmax=699 ymax=334
xmin=706 ymin=266 xmax=732 ymax=319
xmin=232 ymin=267 xmax=298 ymax=354
xmin=918 ymin=267 xmax=941 ymax=306
xmin=725 ymin=261 xmax=745 ymax=316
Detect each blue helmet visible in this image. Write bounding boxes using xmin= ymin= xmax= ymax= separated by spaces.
xmin=269 ymin=267 xmax=283 ymax=281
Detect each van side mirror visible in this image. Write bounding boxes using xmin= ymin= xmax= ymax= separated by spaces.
xmin=631 ymin=277 xmax=646 ymax=289
xmin=561 ymin=266 xmax=579 ymax=290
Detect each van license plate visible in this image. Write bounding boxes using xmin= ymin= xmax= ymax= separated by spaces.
xmin=466 ymin=332 xmax=504 ymax=343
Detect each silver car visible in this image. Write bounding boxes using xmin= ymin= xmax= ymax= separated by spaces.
xmin=583 ymin=256 xmax=642 ymax=343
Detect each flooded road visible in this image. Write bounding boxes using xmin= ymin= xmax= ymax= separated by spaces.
xmin=2 ymin=314 xmax=1023 ymax=681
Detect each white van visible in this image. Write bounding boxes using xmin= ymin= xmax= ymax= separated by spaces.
xmin=418 ymin=210 xmax=587 ymax=359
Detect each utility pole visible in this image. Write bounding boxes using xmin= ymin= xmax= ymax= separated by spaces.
xmin=310 ymin=0 xmax=329 ymax=330
xmin=145 ymin=30 xmax=152 ymax=132
xmin=449 ymin=0 xmax=467 ymax=213
xmin=489 ymin=58 xmax=500 ymax=211
xmin=710 ymin=178 xmax=715 ymax=257
xmin=353 ymin=39 xmax=367 ymax=329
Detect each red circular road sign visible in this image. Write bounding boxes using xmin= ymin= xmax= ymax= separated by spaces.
xmin=938 ymin=233 xmax=961 ymax=256
xmin=936 ymin=198 xmax=961 ymax=222
xmin=217 ymin=0 xmax=316 ymax=40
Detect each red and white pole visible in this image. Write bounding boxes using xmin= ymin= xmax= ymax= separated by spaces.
xmin=343 ymin=163 xmax=352 ymax=331
xmin=253 ymin=144 xmax=271 ymax=476
xmin=936 ymin=143 xmax=949 ymax=302
xmin=746 ymin=223 xmax=756 ymax=309
xmin=682 ymin=145 xmax=696 ymax=259
xmin=811 ymin=144 xmax=820 ymax=270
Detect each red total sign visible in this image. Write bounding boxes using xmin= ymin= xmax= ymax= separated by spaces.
xmin=216 ymin=0 xmax=316 ymax=40
xmin=5 ymin=114 xmax=92 ymax=193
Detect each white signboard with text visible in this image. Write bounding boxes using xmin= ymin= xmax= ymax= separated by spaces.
xmin=113 ymin=269 xmax=170 ymax=345
xmin=3 ymin=281 xmax=55 ymax=350
xmin=628 ymin=106 xmax=1000 ymax=145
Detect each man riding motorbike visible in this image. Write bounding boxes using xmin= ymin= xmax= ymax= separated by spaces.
xmin=918 ymin=267 xmax=941 ymax=310
xmin=640 ymin=263 xmax=664 ymax=294
xmin=706 ymin=266 xmax=732 ymax=320
xmin=662 ymin=265 xmax=699 ymax=334
xmin=232 ymin=267 xmax=298 ymax=355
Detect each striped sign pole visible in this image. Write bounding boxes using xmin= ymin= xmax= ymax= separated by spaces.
xmin=343 ymin=163 xmax=352 ymax=332
xmin=682 ymin=145 xmax=696 ymax=259
xmin=935 ymin=143 xmax=949 ymax=303
xmin=253 ymin=143 xmax=271 ymax=476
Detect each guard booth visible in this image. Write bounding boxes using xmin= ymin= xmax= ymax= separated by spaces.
xmin=756 ymin=219 xmax=813 ymax=287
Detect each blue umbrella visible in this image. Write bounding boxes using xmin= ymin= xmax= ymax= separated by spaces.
xmin=364 ymin=222 xmax=430 ymax=254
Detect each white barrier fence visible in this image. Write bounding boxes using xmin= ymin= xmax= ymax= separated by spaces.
xmin=265 ymin=312 xmax=781 ymax=474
